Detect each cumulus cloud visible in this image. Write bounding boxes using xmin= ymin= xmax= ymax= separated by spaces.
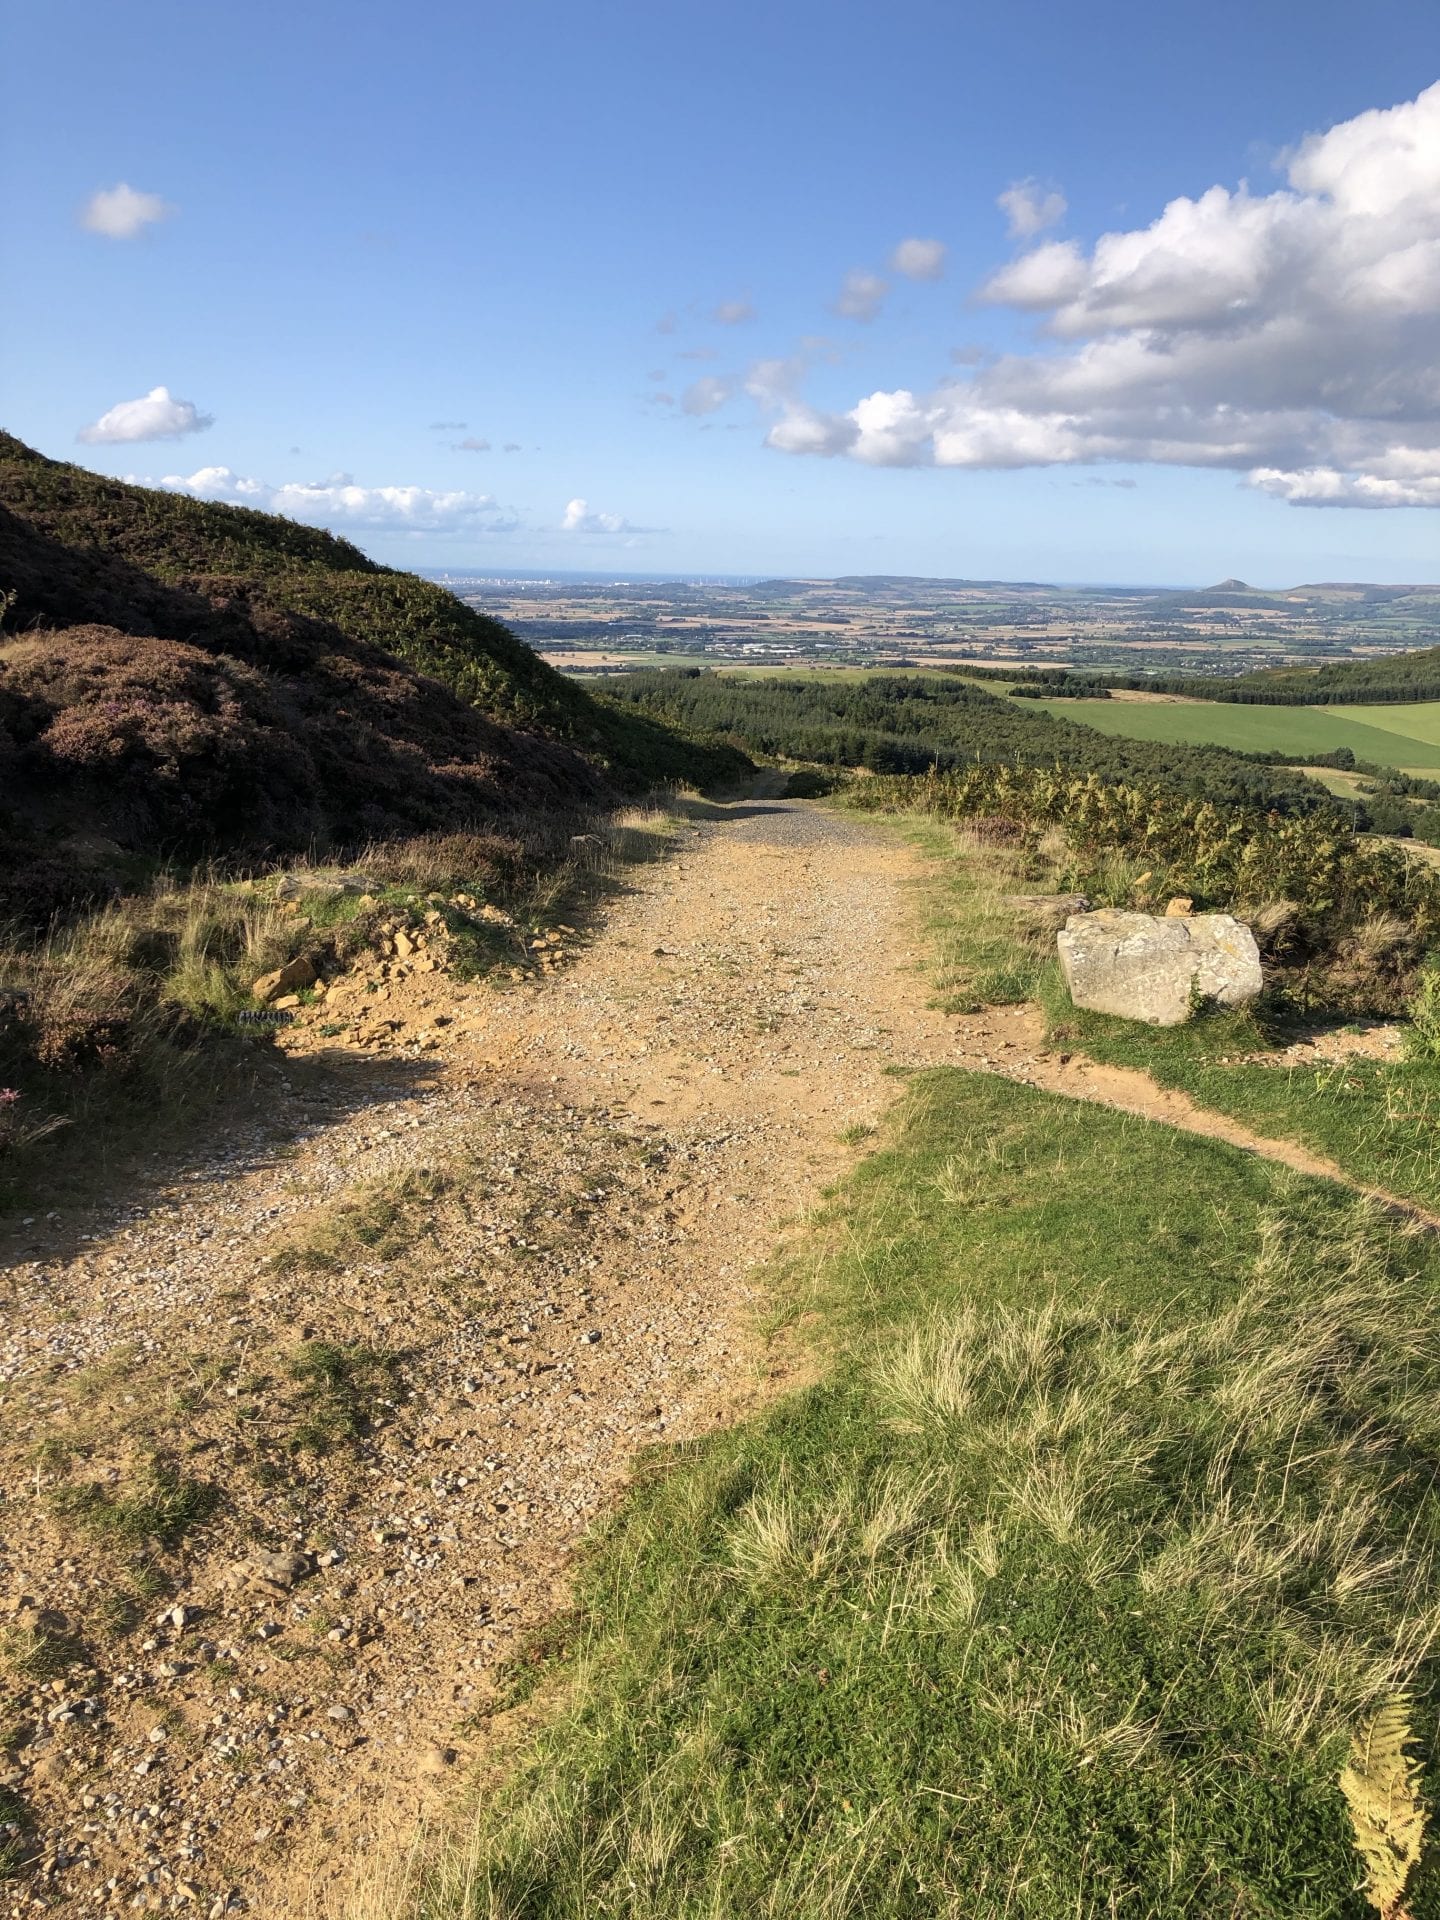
xmin=562 ymin=498 xmax=623 ymax=533
xmin=713 ymin=297 xmax=755 ymax=325
xmin=560 ymin=498 xmax=666 ymax=538
xmin=78 ymin=386 xmax=212 ymax=444
xmin=151 ymin=466 xmax=515 ymax=532
xmin=681 ymin=375 xmax=733 ymax=416
xmin=757 ymin=81 xmax=1440 ymax=507
xmin=833 ymin=268 xmax=889 ymax=322
xmin=1250 ymin=464 xmax=1440 ymax=508
xmin=503 ymin=442 xmax=522 ymax=452
xmin=997 ymin=179 xmax=1067 ymax=239
xmin=80 ymin=183 xmax=174 ymax=239
xmin=454 ymin=436 xmax=491 ymax=451
xmin=890 ymin=236 xmax=947 ymax=280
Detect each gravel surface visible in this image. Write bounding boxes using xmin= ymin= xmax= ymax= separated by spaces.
xmin=0 ymin=799 xmax=957 ymax=1918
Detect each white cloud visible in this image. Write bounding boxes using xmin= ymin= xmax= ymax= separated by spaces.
xmin=1250 ymin=463 xmax=1440 ymax=508
xmin=559 ymin=498 xmax=665 ymax=539
xmin=78 ymin=386 xmax=212 ymax=444
xmin=997 ymin=179 xmax=1067 ymax=239
xmin=681 ymin=375 xmax=733 ymax=416
xmin=151 ymin=465 xmax=515 ymax=532
xmin=561 ymin=498 xmax=628 ymax=534
xmin=713 ymin=297 xmax=755 ymax=325
xmin=744 ymin=357 xmax=807 ymax=406
xmin=758 ymin=81 xmax=1440 ymax=506
xmin=833 ymin=268 xmax=888 ymax=322
xmin=890 ymin=236 xmax=947 ymax=280
xmin=80 ymin=182 xmax=174 ymax=239
xmin=454 ymin=435 xmax=491 ymax=451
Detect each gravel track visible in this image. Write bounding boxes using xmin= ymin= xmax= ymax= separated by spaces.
xmin=0 ymin=800 xmax=955 ymax=1919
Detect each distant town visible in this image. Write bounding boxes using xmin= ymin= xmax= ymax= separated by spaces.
xmin=428 ymin=571 xmax=1440 ymax=679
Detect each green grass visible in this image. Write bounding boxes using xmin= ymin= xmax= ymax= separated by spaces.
xmin=49 ymin=1464 xmax=221 ymax=1553
xmin=1042 ymin=983 xmax=1440 ymax=1214
xmin=1033 ymin=695 xmax=1440 ymax=771
xmin=422 ymin=1068 xmax=1440 ymax=1917
xmin=285 ymin=1340 xmax=400 ymax=1454
xmin=915 ymin=815 xmax=1440 ymax=1215
xmin=1329 ymin=704 xmax=1440 ymax=748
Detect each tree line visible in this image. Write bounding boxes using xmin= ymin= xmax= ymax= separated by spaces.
xmin=601 ymin=669 xmax=1336 ymax=814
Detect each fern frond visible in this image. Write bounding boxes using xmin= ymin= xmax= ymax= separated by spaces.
xmin=1340 ymin=1695 xmax=1427 ymax=1919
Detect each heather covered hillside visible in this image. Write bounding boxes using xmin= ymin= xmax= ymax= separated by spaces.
xmin=0 ymin=435 xmax=744 ymax=916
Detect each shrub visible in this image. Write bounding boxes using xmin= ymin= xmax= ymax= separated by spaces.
xmin=1405 ymin=961 xmax=1440 ymax=1061
xmin=850 ymin=764 xmax=1440 ymax=996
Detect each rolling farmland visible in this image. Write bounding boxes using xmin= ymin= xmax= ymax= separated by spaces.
xmin=1033 ymin=694 xmax=1440 ymax=772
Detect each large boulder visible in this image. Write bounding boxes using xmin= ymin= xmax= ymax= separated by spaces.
xmin=1057 ymin=908 xmax=1262 ymax=1026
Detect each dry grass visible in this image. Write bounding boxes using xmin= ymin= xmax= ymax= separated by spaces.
xmin=0 ymin=800 xmax=687 ymax=1207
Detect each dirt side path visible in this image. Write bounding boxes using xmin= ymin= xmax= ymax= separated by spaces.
xmin=0 ymin=800 xmax=955 ymax=1919
xmin=941 ymin=998 xmax=1440 ymax=1229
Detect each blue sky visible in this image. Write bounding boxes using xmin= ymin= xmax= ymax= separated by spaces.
xmin=3 ymin=0 xmax=1439 ymax=584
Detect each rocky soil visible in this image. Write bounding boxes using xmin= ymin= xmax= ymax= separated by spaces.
xmin=0 ymin=799 xmax=956 ymax=1918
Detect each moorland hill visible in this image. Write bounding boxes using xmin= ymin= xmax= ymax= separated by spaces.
xmin=0 ymin=436 xmax=739 ymax=916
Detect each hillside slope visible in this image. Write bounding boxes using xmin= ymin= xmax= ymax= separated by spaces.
xmin=0 ymin=436 xmax=742 ymax=912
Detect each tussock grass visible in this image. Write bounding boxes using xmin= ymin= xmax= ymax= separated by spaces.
xmin=0 ymin=1619 xmax=86 ymax=1684
xmin=48 ymin=1461 xmax=221 ymax=1554
xmin=0 ymin=801 xmax=688 ymax=1207
xmin=273 ymin=1168 xmax=453 ymax=1276
xmin=285 ymin=1340 xmax=401 ymax=1455
xmin=408 ymin=1061 xmax=1440 ymax=1916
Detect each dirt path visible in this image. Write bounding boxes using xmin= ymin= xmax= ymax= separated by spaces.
xmin=941 ymin=998 xmax=1440 ymax=1229
xmin=0 ymin=800 xmax=957 ymax=1919
xmin=5 ymin=801 xmax=1430 ymax=1920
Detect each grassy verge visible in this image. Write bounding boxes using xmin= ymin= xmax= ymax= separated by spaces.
xmin=1043 ymin=989 xmax=1440 ymax=1214
xmin=419 ymin=1069 xmax=1440 ymax=1917
xmin=0 ymin=800 xmax=688 ymax=1210
xmin=911 ymin=816 xmax=1440 ymax=1214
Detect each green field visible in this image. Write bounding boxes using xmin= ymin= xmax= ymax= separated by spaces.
xmin=1033 ymin=695 xmax=1440 ymax=772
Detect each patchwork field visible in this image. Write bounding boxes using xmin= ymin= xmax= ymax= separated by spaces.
xmin=1034 ymin=694 xmax=1440 ymax=772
